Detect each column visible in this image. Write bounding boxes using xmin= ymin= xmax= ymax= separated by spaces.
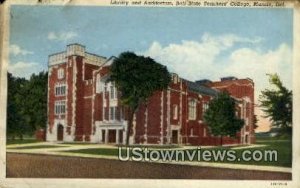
xmin=116 ymin=129 xmax=120 ymax=144
xmin=105 ymin=129 xmax=109 ymax=144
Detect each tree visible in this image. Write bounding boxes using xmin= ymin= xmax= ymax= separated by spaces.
xmin=24 ymin=71 xmax=48 ymax=131
xmin=203 ymin=92 xmax=244 ymax=146
xmin=7 ymin=71 xmax=48 ymax=140
xmin=110 ymin=52 xmax=171 ymax=145
xmin=7 ymin=73 xmax=29 ymax=139
xmin=259 ymin=73 xmax=292 ymax=132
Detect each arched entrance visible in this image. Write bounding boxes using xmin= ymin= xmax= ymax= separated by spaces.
xmin=57 ymin=124 xmax=64 ymax=141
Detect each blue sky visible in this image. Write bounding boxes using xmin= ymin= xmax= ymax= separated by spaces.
xmin=9 ymin=5 xmax=293 ymax=131
xmin=10 ymin=6 xmax=292 ymax=65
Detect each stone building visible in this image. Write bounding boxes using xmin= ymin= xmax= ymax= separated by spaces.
xmin=46 ymin=44 xmax=255 ymax=145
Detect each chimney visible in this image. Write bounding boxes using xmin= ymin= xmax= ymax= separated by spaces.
xmin=220 ymin=76 xmax=238 ymax=81
xmin=195 ymin=79 xmax=212 ymax=85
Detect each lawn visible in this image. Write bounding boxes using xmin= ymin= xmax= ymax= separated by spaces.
xmin=8 ymin=145 xmax=69 ymax=150
xmin=203 ymin=139 xmax=292 ymax=167
xmin=63 ymin=138 xmax=292 ymax=167
xmin=62 ymin=142 xmax=99 ymax=145
xmin=6 ymin=139 xmax=41 ymax=145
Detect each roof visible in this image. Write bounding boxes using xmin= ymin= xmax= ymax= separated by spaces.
xmin=102 ymin=56 xmax=117 ymax=67
xmin=208 ymin=78 xmax=254 ymax=87
xmin=184 ymin=80 xmax=219 ymax=97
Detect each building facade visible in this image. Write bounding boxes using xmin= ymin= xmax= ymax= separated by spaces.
xmin=46 ymin=44 xmax=255 ymax=145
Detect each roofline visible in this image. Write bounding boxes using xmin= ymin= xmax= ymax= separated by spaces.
xmin=67 ymin=43 xmax=86 ymax=48
xmin=85 ymin=52 xmax=107 ymax=59
xmin=48 ymin=51 xmax=66 ymax=57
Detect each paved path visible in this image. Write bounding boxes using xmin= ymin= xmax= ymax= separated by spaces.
xmin=6 ymin=142 xmax=291 ymax=173
xmin=6 ymin=153 xmax=291 ymax=179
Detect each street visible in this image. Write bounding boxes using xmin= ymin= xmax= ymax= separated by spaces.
xmin=6 ymin=153 xmax=291 ymax=179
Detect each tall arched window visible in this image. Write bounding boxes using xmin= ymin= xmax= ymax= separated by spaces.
xmin=96 ymin=74 xmax=101 ymax=93
xmin=188 ymin=99 xmax=197 ymax=120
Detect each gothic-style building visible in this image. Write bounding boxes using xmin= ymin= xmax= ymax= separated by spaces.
xmin=46 ymin=44 xmax=255 ymax=145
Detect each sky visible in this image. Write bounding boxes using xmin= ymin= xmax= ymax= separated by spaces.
xmin=9 ymin=5 xmax=293 ymax=132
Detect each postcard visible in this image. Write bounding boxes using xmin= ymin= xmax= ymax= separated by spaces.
xmin=0 ymin=0 xmax=299 ymax=187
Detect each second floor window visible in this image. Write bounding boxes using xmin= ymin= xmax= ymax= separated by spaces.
xmin=188 ymin=99 xmax=197 ymax=120
xmin=57 ymin=68 xmax=64 ymax=79
xmin=202 ymin=102 xmax=209 ymax=117
xmin=55 ymin=83 xmax=66 ymax=96
xmin=55 ymin=100 xmax=66 ymax=115
xmin=109 ymin=107 xmax=120 ymax=121
xmin=96 ymin=74 xmax=102 ymax=93
xmin=173 ymin=104 xmax=178 ymax=120
xmin=110 ymin=82 xmax=117 ymax=99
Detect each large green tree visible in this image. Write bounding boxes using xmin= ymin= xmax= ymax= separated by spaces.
xmin=7 ymin=73 xmax=29 ymax=139
xmin=7 ymin=71 xmax=48 ymax=139
xmin=259 ymin=73 xmax=292 ymax=132
xmin=24 ymin=71 xmax=48 ymax=131
xmin=110 ymin=52 xmax=171 ymax=145
xmin=203 ymin=92 xmax=244 ymax=146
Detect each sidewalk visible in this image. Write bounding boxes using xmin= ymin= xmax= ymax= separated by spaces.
xmin=6 ymin=142 xmax=291 ymax=173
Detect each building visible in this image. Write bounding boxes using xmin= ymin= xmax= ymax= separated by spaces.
xmin=46 ymin=44 xmax=255 ymax=145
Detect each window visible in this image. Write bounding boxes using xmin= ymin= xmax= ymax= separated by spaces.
xmin=55 ymin=83 xmax=66 ymax=96
xmin=109 ymin=107 xmax=120 ymax=121
xmin=172 ymin=74 xmax=178 ymax=84
xmin=110 ymin=85 xmax=115 ymax=99
xmin=57 ymin=68 xmax=64 ymax=79
xmin=55 ymin=100 xmax=66 ymax=115
xmin=96 ymin=74 xmax=102 ymax=93
xmin=245 ymin=117 xmax=249 ymax=125
xmin=110 ymin=82 xmax=117 ymax=99
xmin=190 ymin=128 xmax=194 ymax=136
xmin=202 ymin=102 xmax=209 ymax=118
xmin=188 ymin=99 xmax=197 ymax=120
xmin=104 ymin=82 xmax=107 ymax=93
xmin=203 ymin=102 xmax=209 ymax=112
xmin=173 ymin=105 xmax=178 ymax=120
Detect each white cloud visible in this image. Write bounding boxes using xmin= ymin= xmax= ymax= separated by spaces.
xmin=140 ymin=33 xmax=292 ymax=131
xmin=47 ymin=31 xmax=78 ymax=42
xmin=225 ymin=43 xmax=292 ymax=99
xmin=141 ymin=33 xmax=264 ymax=81
xmin=9 ymin=44 xmax=33 ymax=56
xmin=141 ymin=33 xmax=291 ymax=96
xmin=8 ymin=61 xmax=45 ymax=79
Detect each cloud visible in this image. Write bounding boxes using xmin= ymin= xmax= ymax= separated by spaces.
xmin=141 ymin=33 xmax=264 ymax=81
xmin=225 ymin=43 xmax=292 ymax=97
xmin=8 ymin=61 xmax=45 ymax=79
xmin=140 ymin=33 xmax=292 ymax=132
xmin=9 ymin=44 xmax=33 ymax=56
xmin=47 ymin=31 xmax=78 ymax=42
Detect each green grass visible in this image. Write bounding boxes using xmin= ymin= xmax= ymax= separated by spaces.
xmin=62 ymin=142 xmax=99 ymax=145
xmin=9 ymin=145 xmax=68 ymax=150
xmin=202 ymin=140 xmax=292 ymax=167
xmin=6 ymin=139 xmax=41 ymax=145
xmin=63 ymin=138 xmax=292 ymax=167
xmin=66 ymin=148 xmax=120 ymax=156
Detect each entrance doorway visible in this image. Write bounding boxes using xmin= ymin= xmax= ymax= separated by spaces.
xmin=118 ymin=130 xmax=123 ymax=144
xmin=245 ymin=134 xmax=249 ymax=144
xmin=172 ymin=130 xmax=178 ymax=144
xmin=108 ymin=130 xmax=116 ymax=143
xmin=57 ymin=124 xmax=64 ymax=141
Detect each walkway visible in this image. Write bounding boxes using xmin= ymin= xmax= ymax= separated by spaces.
xmin=6 ymin=142 xmax=291 ymax=173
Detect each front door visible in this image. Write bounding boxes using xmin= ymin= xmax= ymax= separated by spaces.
xmin=57 ymin=124 xmax=64 ymax=141
xmin=108 ymin=130 xmax=116 ymax=143
xmin=172 ymin=130 xmax=178 ymax=144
